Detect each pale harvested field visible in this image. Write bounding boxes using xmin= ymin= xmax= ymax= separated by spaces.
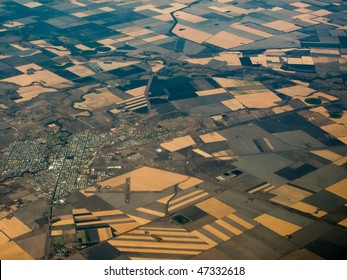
xmin=126 ymin=214 xmax=151 ymax=225
xmin=93 ymin=210 xmax=123 ymax=217
xmin=334 ymin=156 xmax=347 ymax=166
xmin=72 ymin=208 xmax=89 ymax=215
xmin=263 ymin=20 xmax=301 ymax=32
xmin=143 ymin=34 xmax=168 ymax=43
xmin=251 ymin=55 xmax=267 ymax=67
xmin=3 ymin=21 xmax=23 ymax=28
xmin=72 ymin=12 xmax=89 ymax=18
xmin=10 ymin=44 xmax=30 ymax=51
xmin=52 ymin=215 xmax=74 ymax=227
xmin=45 ymin=47 xmax=71 ymax=56
xmin=212 ymin=150 xmax=236 ymax=160
xmin=338 ymin=136 xmax=347 ymax=145
xmin=97 ymin=38 xmax=117 ymax=45
xmin=301 ymin=56 xmax=315 ymax=65
xmin=99 ymin=6 xmax=115 ymax=12
xmin=310 ymin=92 xmax=337 ymax=101
xmin=97 ymin=228 xmax=113 ymax=241
xmin=126 ymin=86 xmax=146 ymax=97
xmin=24 ymin=2 xmax=42 ymax=8
xmin=311 ymin=48 xmax=340 ymax=55
xmin=75 ymin=44 xmax=93 ymax=50
xmin=332 ymin=111 xmax=347 ymax=125
xmin=2 ymin=69 xmax=70 ymax=87
xmin=89 ymin=60 xmax=139 ymax=72
xmin=310 ymin=106 xmax=330 ymax=118
xmin=109 ymin=221 xmax=141 ymax=234
xmin=221 ymin=98 xmax=245 ymax=111
xmin=276 ymin=85 xmax=316 ymax=97
xmin=161 ymin=135 xmax=195 ymax=152
xmin=231 ymin=23 xmax=274 ymax=38
xmin=149 ymin=2 xmax=186 ymax=14
xmin=193 ymin=149 xmax=212 ymax=158
xmin=15 ymin=63 xmax=42 ymax=73
xmin=254 ymin=214 xmax=302 ymax=236
xmin=214 ymin=53 xmax=242 ymax=66
xmin=320 ymin=123 xmax=347 ymax=138
xmin=213 ymin=77 xmax=262 ymax=88
xmin=235 ymin=91 xmax=281 ymax=109
xmin=119 ymin=26 xmax=153 ymax=37
xmin=209 ymin=5 xmax=248 ymax=15
xmin=172 ymin=23 xmax=212 ymax=44
xmin=287 ymin=57 xmax=304 ymax=64
xmin=16 ymin=85 xmax=57 ymax=103
xmin=211 ymin=115 xmax=223 ymax=121
xmin=154 ymin=13 xmax=172 ymax=21
xmin=199 ymin=132 xmax=226 ymax=143
xmin=185 ymin=57 xmax=212 ymax=65
xmin=311 ymin=150 xmax=343 ymax=161
xmin=80 ymin=186 xmax=97 ymax=197
xmin=74 ymin=91 xmax=121 ymax=110
xmin=174 ymin=11 xmax=207 ymax=23
xmin=196 ymin=197 xmax=236 ymax=219
xmin=66 ymin=65 xmax=95 ymax=77
xmin=312 ymin=9 xmax=332 ymax=16
xmin=272 ymin=105 xmax=293 ymax=114
xmin=269 ymin=185 xmax=312 ymax=206
xmin=206 ymin=31 xmax=253 ymax=49
xmin=0 ymin=217 xmax=31 ymax=239
xmin=99 ymin=166 xmax=190 ymax=192
xmin=338 ymin=218 xmax=347 ymax=227
xmin=291 ymin=2 xmax=310 ymax=8
xmin=196 ymin=88 xmax=226 ymax=96
xmin=289 ymin=202 xmax=327 ymax=218
xmin=51 ymin=229 xmax=63 ymax=236
xmin=0 ymin=231 xmax=9 ymax=245
xmin=0 ymin=104 xmax=9 ymax=109
xmin=326 ymin=178 xmax=347 ymax=199
xmin=0 ymin=242 xmax=33 ymax=260
xmin=179 ymin=177 xmax=204 ymax=190
xmin=296 ymin=92 xmax=337 ymax=105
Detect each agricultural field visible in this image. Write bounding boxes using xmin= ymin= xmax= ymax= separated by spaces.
xmin=0 ymin=0 xmax=346 ymax=261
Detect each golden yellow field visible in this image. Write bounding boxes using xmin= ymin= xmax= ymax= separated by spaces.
xmin=99 ymin=166 xmax=192 ymax=192
xmin=16 ymin=85 xmax=57 ymax=103
xmin=161 ymin=135 xmax=195 ymax=152
xmin=254 ymin=214 xmax=302 ymax=236
xmin=326 ymin=178 xmax=347 ymax=199
xmin=311 ymin=150 xmax=343 ymax=161
xmin=0 ymin=242 xmax=33 ymax=260
xmin=0 ymin=231 xmax=9 ymax=245
xmin=269 ymin=185 xmax=312 ymax=206
xmin=289 ymin=202 xmax=327 ymax=218
xmin=196 ymin=197 xmax=236 ymax=218
xmin=221 ymin=99 xmax=245 ymax=111
xmin=66 ymin=65 xmax=95 ymax=77
xmin=199 ymin=132 xmax=226 ymax=143
xmin=235 ymin=91 xmax=281 ymax=109
xmin=0 ymin=217 xmax=31 ymax=239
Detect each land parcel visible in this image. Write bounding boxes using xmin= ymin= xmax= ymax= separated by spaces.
xmin=99 ymin=166 xmax=199 ymax=192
